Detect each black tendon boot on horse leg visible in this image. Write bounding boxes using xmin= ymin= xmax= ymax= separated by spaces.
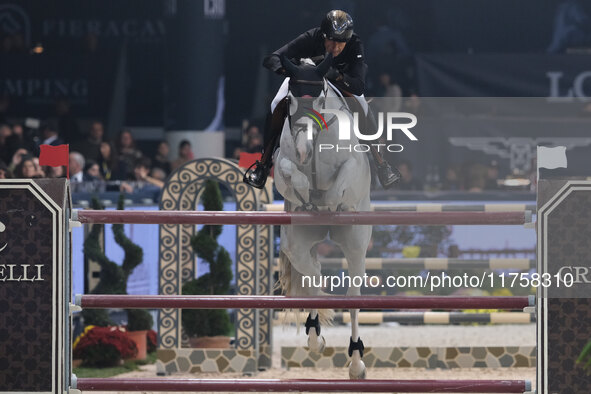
xmin=305 ymin=312 xmax=326 ymax=353
xmin=243 ymin=97 xmax=290 ymax=189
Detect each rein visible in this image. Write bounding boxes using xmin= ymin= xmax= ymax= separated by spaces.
xmin=290 ymin=79 xmax=324 ymax=86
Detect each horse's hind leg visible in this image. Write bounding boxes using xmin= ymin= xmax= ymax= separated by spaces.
xmin=305 ymin=310 xmax=326 ymax=353
xmin=305 ymin=244 xmax=326 ymax=353
xmin=281 ymin=225 xmax=329 ymax=353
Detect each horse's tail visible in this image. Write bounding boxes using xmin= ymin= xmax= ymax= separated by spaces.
xmin=276 ymin=250 xmax=334 ymax=328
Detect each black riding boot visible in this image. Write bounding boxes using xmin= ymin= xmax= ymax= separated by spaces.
xmin=243 ymin=98 xmax=289 ymax=189
xmin=362 ymin=105 xmax=401 ymax=189
xmin=370 ymin=145 xmax=401 ymax=189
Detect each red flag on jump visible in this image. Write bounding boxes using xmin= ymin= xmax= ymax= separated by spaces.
xmin=39 ymin=144 xmax=70 ymax=178
xmin=238 ymin=152 xmax=262 ymax=169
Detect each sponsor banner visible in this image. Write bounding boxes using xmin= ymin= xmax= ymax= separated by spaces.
xmin=417 ymin=54 xmax=591 ymax=101
xmin=0 ymin=53 xmax=117 ymax=118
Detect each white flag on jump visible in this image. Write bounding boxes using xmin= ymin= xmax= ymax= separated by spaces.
xmin=537 ymin=146 xmax=567 ymax=170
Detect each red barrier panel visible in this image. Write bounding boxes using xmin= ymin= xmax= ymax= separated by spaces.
xmin=77 ymin=295 xmax=534 ymax=310
xmin=75 ymin=378 xmax=530 ymax=392
xmin=73 ymin=210 xmax=530 ymax=226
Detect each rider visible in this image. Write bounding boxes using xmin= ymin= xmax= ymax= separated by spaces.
xmin=243 ymin=10 xmax=401 ymax=189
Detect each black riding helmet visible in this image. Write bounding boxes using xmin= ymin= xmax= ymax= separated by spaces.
xmin=320 ymin=10 xmax=354 ymax=42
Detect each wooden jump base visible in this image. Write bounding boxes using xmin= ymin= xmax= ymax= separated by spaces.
xmin=76 ymin=295 xmax=534 ymax=310
xmin=264 ymin=202 xmax=536 ymax=213
xmin=72 ymin=209 xmax=532 ymax=226
xmin=72 ymin=377 xmax=531 ymax=393
xmin=274 ymin=257 xmax=535 ymax=270
xmin=275 ymin=311 xmax=536 ymax=325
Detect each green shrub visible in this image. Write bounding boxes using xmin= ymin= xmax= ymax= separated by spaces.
xmin=82 ymin=196 xmax=152 ymax=331
xmin=181 ymin=180 xmax=233 ymax=338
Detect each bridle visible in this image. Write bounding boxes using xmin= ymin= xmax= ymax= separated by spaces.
xmin=285 ymin=80 xmax=346 ymax=195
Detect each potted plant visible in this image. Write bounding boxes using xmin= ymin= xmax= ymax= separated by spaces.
xmin=82 ymin=195 xmax=154 ymax=360
xmin=73 ymin=325 xmax=137 ymax=367
xmin=182 ymin=180 xmax=233 ymax=348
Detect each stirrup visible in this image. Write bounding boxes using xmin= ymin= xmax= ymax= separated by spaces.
xmin=243 ymin=160 xmax=269 ymax=189
xmin=376 ymin=162 xmax=401 ymax=189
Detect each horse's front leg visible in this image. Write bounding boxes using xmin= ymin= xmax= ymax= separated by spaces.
xmin=275 ymin=158 xmax=311 ymax=207
xmin=323 ymin=156 xmax=364 ymax=210
xmin=336 ymin=228 xmax=371 ymax=379
xmin=347 ymin=289 xmax=366 ymax=379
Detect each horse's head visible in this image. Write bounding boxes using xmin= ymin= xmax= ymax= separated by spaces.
xmin=281 ymin=55 xmax=336 ymax=165
xmin=283 ymin=54 xmax=332 ymax=98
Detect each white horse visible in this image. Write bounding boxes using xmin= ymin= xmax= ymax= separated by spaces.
xmin=274 ymin=57 xmax=372 ymax=379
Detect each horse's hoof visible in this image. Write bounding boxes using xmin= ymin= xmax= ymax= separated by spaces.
xmin=307 ymin=335 xmax=326 ymax=354
xmin=348 ymin=359 xmax=366 ymax=379
xmin=336 ymin=203 xmax=350 ymax=212
xmin=296 ymin=202 xmax=318 ymax=212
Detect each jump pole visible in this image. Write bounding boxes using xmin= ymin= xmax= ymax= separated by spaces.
xmin=76 ymin=295 xmax=535 ymax=310
xmin=72 ymin=377 xmax=532 ymax=393
xmin=72 ymin=209 xmax=532 ymax=226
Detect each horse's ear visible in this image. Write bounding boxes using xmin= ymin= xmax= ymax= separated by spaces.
xmin=316 ymin=53 xmax=333 ymax=77
xmin=282 ymin=55 xmax=299 ymax=77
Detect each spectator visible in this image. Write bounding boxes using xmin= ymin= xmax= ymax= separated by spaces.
xmin=153 ymin=140 xmax=171 ymax=175
xmin=0 ymin=95 xmax=8 ymax=124
xmin=73 ymin=121 xmax=104 ymax=163
xmin=0 ymin=161 xmax=12 ymax=179
xmin=8 ymin=148 xmax=30 ymax=175
xmin=44 ymin=165 xmax=66 ymax=178
xmin=40 ymin=120 xmax=64 ymax=148
xmin=443 ymin=164 xmax=462 ymax=190
xmin=485 ymin=160 xmax=500 ymax=190
xmin=31 ymin=157 xmax=45 ymax=178
xmin=98 ymin=141 xmax=125 ymax=181
xmin=14 ymin=155 xmax=41 ymax=178
xmin=243 ymin=124 xmax=261 ymax=144
xmin=465 ymin=163 xmax=487 ymax=192
xmin=369 ymin=72 xmax=403 ymax=116
xmin=171 ymin=140 xmax=193 ymax=171
xmin=366 ymin=9 xmax=417 ymax=97
xmin=0 ymin=123 xmax=12 ymax=164
xmin=120 ymin=157 xmax=164 ymax=194
xmin=150 ymin=167 xmax=167 ymax=182
xmin=84 ymin=160 xmax=101 ymax=181
xmin=245 ymin=134 xmax=263 ymax=154
xmin=117 ymin=129 xmax=142 ymax=178
xmin=232 ymin=146 xmax=243 ymax=161
xmin=5 ymin=123 xmax=31 ymax=159
xmin=69 ymin=152 xmax=92 ymax=182
xmin=396 ymin=160 xmax=422 ymax=190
